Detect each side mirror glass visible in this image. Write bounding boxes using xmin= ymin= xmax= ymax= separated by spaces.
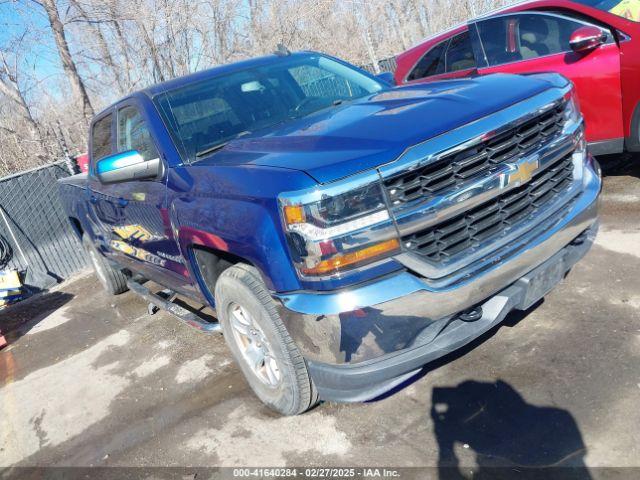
xmin=376 ymin=71 xmax=396 ymax=86
xmin=96 ymin=150 xmax=162 ymax=184
xmin=570 ymin=26 xmax=607 ymax=54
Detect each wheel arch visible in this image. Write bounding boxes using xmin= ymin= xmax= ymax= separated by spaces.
xmin=625 ymin=100 xmax=640 ymax=152
xmin=187 ymin=243 xmax=257 ymax=308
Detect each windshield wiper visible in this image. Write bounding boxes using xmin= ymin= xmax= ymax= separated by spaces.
xmin=195 ymin=131 xmax=251 ymax=159
xmin=196 ymin=142 xmax=228 ymax=158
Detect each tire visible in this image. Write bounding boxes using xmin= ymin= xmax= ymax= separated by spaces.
xmin=214 ymin=264 xmax=318 ymax=415
xmin=82 ymin=234 xmax=129 ymax=295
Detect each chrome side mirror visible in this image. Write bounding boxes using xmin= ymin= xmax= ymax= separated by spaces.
xmin=96 ymin=150 xmax=162 ymax=184
xmin=570 ymin=26 xmax=607 ymax=54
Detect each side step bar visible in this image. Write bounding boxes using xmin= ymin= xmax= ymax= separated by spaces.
xmin=126 ymin=279 xmax=222 ymax=334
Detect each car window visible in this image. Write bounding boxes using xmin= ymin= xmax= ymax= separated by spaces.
xmin=475 ymin=13 xmax=588 ymax=66
xmin=155 ymin=54 xmax=384 ymax=163
xmin=445 ymin=31 xmax=476 ymax=72
xmin=91 ymin=114 xmax=113 ymax=162
xmin=117 ymin=105 xmax=159 ymax=161
xmin=288 ymin=64 xmax=369 ymax=100
xmin=163 ymin=96 xmax=243 ymax=152
xmin=406 ymin=40 xmax=447 ymax=81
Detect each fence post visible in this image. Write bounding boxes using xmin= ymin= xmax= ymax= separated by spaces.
xmin=55 ymin=119 xmax=76 ymax=176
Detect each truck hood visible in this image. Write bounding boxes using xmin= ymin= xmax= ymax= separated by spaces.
xmin=198 ymin=74 xmax=560 ymax=184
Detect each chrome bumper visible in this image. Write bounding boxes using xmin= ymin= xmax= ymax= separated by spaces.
xmin=273 ymin=159 xmax=600 ymax=368
xmin=304 ymin=228 xmax=596 ymax=402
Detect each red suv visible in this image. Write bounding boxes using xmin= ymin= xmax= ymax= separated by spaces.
xmin=394 ymin=0 xmax=640 ymax=156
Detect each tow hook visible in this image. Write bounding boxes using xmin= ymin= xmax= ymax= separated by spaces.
xmin=458 ymin=306 xmax=483 ymax=322
xmin=571 ymin=230 xmax=588 ymax=246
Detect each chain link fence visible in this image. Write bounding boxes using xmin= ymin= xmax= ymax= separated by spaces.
xmin=0 ymin=162 xmax=88 ymax=293
xmin=360 ymin=56 xmax=398 ymax=75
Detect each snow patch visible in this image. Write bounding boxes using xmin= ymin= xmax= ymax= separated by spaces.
xmin=185 ymin=405 xmax=351 ymax=466
xmin=611 ymin=296 xmax=640 ymax=310
xmin=0 ymin=330 xmax=131 ymax=465
xmin=132 ymin=355 xmax=171 ymax=378
xmin=27 ymin=305 xmax=73 ymax=335
xmin=156 ymin=339 xmax=175 ymax=350
xmin=604 ymin=193 xmax=640 ymax=203
xmin=595 ymin=230 xmax=640 ymax=259
xmin=175 ymin=354 xmax=214 ymax=384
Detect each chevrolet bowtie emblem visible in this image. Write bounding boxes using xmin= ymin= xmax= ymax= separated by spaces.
xmin=501 ymin=157 xmax=539 ymax=188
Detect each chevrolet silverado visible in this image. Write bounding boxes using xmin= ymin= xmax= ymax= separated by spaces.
xmin=59 ymin=51 xmax=601 ymax=415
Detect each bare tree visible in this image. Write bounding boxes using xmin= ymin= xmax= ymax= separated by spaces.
xmin=67 ymin=0 xmax=127 ymax=95
xmin=38 ymin=0 xmax=94 ymax=120
xmin=0 ymin=0 xmax=516 ymax=177
xmin=0 ymin=52 xmax=40 ymax=135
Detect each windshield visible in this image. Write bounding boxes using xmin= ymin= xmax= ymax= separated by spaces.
xmin=154 ymin=54 xmax=384 ymax=163
xmin=572 ymin=0 xmax=640 ymax=21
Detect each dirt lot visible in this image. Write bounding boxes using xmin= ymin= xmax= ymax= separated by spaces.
xmin=0 ymin=156 xmax=639 ymax=474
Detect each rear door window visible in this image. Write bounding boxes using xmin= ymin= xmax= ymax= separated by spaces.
xmin=406 ymin=40 xmax=447 ymax=81
xmin=91 ymin=114 xmax=113 ymax=162
xmin=445 ymin=31 xmax=476 ymax=72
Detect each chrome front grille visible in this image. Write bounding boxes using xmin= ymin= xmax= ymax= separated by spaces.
xmin=383 ymin=100 xmax=568 ymax=206
xmin=402 ymin=151 xmax=574 ymax=263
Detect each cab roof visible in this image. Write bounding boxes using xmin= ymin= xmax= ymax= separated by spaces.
xmin=92 ymin=51 xmax=318 ymax=119
xmin=140 ymin=51 xmax=314 ymax=98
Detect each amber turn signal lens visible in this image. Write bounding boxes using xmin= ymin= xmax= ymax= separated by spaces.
xmin=301 ymin=238 xmax=400 ymax=276
xmin=284 ymin=205 xmax=305 ymax=225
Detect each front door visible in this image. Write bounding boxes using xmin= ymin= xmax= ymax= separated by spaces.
xmin=470 ymin=11 xmax=624 ymax=144
xmin=88 ymin=102 xmax=191 ymax=294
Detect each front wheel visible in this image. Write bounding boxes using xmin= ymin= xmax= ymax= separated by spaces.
xmin=214 ymin=264 xmax=318 ymax=415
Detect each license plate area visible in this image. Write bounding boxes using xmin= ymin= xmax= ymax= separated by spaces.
xmin=519 ymin=257 xmax=566 ymax=310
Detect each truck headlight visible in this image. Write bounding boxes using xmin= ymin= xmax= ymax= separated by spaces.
xmin=280 ymin=176 xmax=399 ymax=278
xmin=563 ymin=88 xmax=581 ymax=128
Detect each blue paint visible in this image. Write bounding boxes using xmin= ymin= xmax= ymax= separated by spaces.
xmin=60 ymin=51 xmax=573 ymax=297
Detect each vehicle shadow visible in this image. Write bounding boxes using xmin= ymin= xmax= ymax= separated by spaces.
xmin=365 ymin=300 xmax=592 ymax=478
xmin=370 ymin=300 xmax=543 ymax=402
xmin=0 ymin=291 xmax=74 ymax=346
xmin=597 ymin=151 xmax=640 ymax=178
xmin=431 ymin=379 xmax=591 ymax=480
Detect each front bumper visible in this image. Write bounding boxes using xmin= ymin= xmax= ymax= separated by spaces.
xmin=273 ymin=160 xmax=601 ymax=402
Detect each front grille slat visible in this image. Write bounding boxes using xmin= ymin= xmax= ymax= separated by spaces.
xmin=402 ymin=152 xmax=575 ymax=263
xmin=472 ymin=220 xmax=504 ymax=242
xmin=455 ymin=159 xmax=491 ymax=179
xmin=384 ymin=100 xmax=568 ymax=205
xmin=453 ymin=150 xmax=488 ymax=170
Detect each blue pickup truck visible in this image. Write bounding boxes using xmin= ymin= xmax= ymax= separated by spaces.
xmin=59 ymin=51 xmax=601 ymax=415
